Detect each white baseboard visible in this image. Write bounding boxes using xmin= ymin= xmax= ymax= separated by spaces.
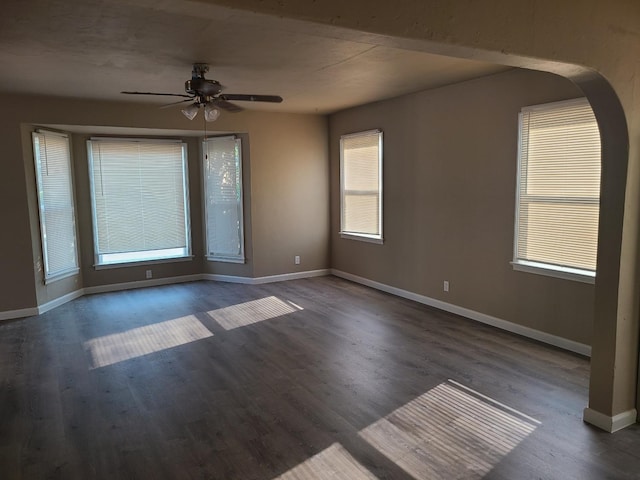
xmin=38 ymin=289 xmax=85 ymax=315
xmin=82 ymin=269 xmax=330 ymax=293
xmin=0 ymin=306 xmax=39 ymax=321
xmin=202 ymin=273 xmax=251 ymax=284
xmin=583 ymin=407 xmax=637 ymax=432
xmin=331 ymin=269 xmax=592 ymax=357
xmin=84 ymin=274 xmax=204 ymax=295
xmin=0 ymin=270 xmax=332 ymax=320
xmin=203 ymin=269 xmax=330 ymax=285
xmin=252 ymin=269 xmax=331 ymax=284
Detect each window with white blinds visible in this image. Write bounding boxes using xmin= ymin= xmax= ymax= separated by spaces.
xmin=514 ymin=98 xmax=601 ymax=281
xmin=340 ymin=130 xmax=383 ymax=243
xmin=87 ymin=138 xmax=191 ymax=266
xmin=203 ymin=136 xmax=245 ymax=262
xmin=32 ymin=130 xmax=79 ymax=281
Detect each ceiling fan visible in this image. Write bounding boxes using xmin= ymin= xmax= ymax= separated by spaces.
xmin=121 ymin=63 xmax=283 ymax=122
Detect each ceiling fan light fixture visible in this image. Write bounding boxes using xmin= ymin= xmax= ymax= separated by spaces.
xmin=181 ymin=103 xmax=199 ymax=120
xmin=122 ymin=64 xmax=282 ymax=124
xmin=204 ymin=103 xmax=220 ymax=122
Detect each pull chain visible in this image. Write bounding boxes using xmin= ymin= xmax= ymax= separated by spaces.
xmin=203 ymin=105 xmax=208 ymax=160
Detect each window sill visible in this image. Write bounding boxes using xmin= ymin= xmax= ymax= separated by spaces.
xmin=511 ymin=260 xmax=595 ymax=284
xmin=44 ymin=267 xmax=80 ymax=285
xmin=94 ymin=255 xmax=194 ymax=270
xmin=206 ymin=256 xmax=246 ymax=264
xmin=340 ymin=232 xmax=384 ymax=244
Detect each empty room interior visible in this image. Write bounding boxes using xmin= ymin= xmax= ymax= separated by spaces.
xmin=1 ymin=0 xmax=640 ymax=478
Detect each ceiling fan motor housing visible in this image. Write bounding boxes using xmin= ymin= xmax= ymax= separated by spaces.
xmin=185 ymin=78 xmax=222 ymax=97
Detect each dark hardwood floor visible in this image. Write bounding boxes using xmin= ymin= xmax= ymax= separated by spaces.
xmin=1 ymin=276 xmax=639 ymax=479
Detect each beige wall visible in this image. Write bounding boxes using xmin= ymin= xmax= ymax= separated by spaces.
xmin=0 ymin=93 xmax=329 ymax=311
xmin=246 ymin=113 xmax=330 ymax=277
xmin=202 ymin=114 xmax=331 ymax=278
xmin=0 ymin=121 xmax=36 ymax=312
xmin=330 ymin=69 xmax=593 ymax=344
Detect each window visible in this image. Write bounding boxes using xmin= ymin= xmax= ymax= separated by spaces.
xmin=203 ymin=136 xmax=245 ymax=263
xmin=87 ymin=138 xmax=191 ymax=266
xmin=513 ymin=98 xmax=601 ymax=282
xmin=32 ymin=130 xmax=79 ymax=282
xmin=340 ymin=129 xmax=383 ymax=243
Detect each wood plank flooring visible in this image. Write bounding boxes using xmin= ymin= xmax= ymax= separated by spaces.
xmin=1 ymin=276 xmax=639 ymax=479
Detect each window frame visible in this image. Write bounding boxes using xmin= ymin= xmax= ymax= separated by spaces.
xmin=87 ymin=137 xmax=192 ymax=268
xmin=512 ymin=98 xmax=599 ymax=284
xmin=32 ymin=129 xmax=80 ymax=283
xmin=202 ymin=135 xmax=246 ymax=264
xmin=339 ymin=129 xmax=384 ymax=244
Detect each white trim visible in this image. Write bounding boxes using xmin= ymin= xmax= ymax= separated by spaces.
xmin=36 ymin=128 xmax=69 ymax=138
xmin=252 ymin=269 xmax=331 ymax=284
xmin=513 ymin=97 xmax=599 ymax=277
xmin=89 ymin=137 xmax=183 ymax=144
xmin=203 ymin=274 xmax=253 ymax=284
xmin=522 ymin=97 xmax=588 ymax=113
xmin=203 ymin=136 xmax=245 ymax=264
xmin=84 ymin=274 xmax=203 ymax=295
xmin=44 ymin=268 xmax=81 ymax=285
xmin=33 ymin=131 xmax=80 ymax=281
xmin=583 ymin=407 xmax=637 ymax=433
xmin=331 ymin=269 xmax=591 ymax=357
xmin=202 ymin=269 xmax=331 ymax=285
xmin=87 ymin=139 xmax=192 ymax=269
xmin=0 ymin=270 xmax=331 ymax=319
xmin=38 ymin=289 xmax=85 ymax=314
xmin=339 ymin=232 xmax=384 ymax=244
xmin=94 ymin=255 xmax=194 ymax=270
xmin=206 ymin=256 xmax=246 ymax=264
xmin=511 ymin=260 xmax=595 ymax=284
xmin=340 ymin=129 xmax=383 ymax=241
xmin=0 ymin=307 xmax=39 ymax=321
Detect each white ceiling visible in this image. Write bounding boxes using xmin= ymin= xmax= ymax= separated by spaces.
xmin=0 ymin=0 xmax=510 ymax=114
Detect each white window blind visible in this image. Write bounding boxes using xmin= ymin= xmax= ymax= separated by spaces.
xmin=87 ymin=139 xmax=191 ymax=266
xmin=32 ymin=130 xmax=79 ymax=281
xmin=203 ymin=136 xmax=245 ymax=262
xmin=514 ymin=98 xmax=601 ymax=277
xmin=340 ymin=130 xmax=383 ymax=242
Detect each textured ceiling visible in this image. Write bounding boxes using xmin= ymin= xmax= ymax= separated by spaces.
xmin=0 ymin=0 xmax=510 ymax=114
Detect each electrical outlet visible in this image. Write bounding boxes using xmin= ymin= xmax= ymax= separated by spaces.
xmin=146 ymin=269 xmax=152 ymax=279
xmin=443 ymin=280 xmax=449 ymax=292
xmin=294 ymin=255 xmax=301 ymax=265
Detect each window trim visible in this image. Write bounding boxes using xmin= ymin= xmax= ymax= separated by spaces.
xmin=511 ymin=260 xmax=595 ymax=284
xmin=512 ymin=97 xmax=599 ymax=283
xmin=32 ymin=129 xmax=80 ymax=283
xmin=339 ymin=129 xmax=384 ymax=243
xmin=87 ymin=137 xmax=192 ymax=268
xmin=203 ymin=135 xmax=246 ymax=263
xmin=93 ymin=255 xmax=195 ymax=270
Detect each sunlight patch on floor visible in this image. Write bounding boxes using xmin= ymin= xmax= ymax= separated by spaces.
xmin=273 ymin=443 xmax=377 ymax=480
xmin=208 ymin=296 xmax=302 ymax=330
xmin=359 ymin=380 xmax=539 ymax=479
xmin=84 ymin=315 xmax=213 ymax=368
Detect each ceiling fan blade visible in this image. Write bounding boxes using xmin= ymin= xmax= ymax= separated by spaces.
xmin=220 ymin=94 xmax=283 ymax=103
xmin=213 ymin=98 xmax=243 ymax=113
xmin=121 ymin=91 xmax=193 ymax=98
xmin=159 ymin=98 xmax=195 ymax=109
